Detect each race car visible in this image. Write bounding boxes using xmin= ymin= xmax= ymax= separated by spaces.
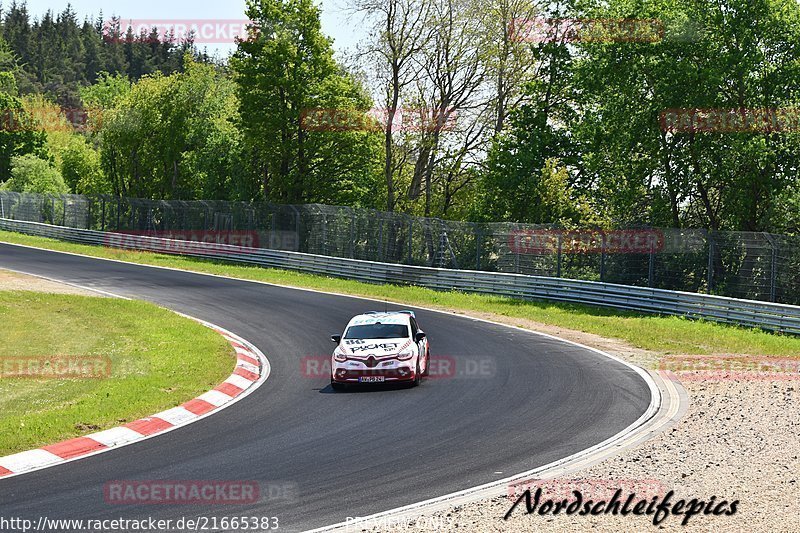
xmin=330 ymin=311 xmax=430 ymax=389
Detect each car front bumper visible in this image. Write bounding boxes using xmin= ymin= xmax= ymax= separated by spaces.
xmin=331 ymin=367 xmax=417 ymax=383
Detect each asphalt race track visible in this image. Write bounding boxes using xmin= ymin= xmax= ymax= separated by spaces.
xmin=0 ymin=243 xmax=652 ymax=531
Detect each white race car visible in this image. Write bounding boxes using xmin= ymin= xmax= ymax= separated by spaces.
xmin=330 ymin=311 xmax=430 ymax=389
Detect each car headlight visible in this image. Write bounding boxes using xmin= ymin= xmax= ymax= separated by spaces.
xmin=397 ymin=351 xmax=414 ymax=361
xmin=334 ymin=352 xmax=348 ymax=362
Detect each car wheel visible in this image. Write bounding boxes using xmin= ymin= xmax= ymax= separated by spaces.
xmin=422 ymin=350 xmax=430 ymax=377
xmin=411 ymin=362 xmax=422 ymax=387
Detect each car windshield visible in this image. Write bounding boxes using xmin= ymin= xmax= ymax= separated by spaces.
xmin=345 ymin=323 xmax=409 ymax=340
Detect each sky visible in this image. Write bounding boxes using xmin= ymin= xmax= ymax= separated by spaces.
xmin=20 ymin=0 xmax=364 ymax=57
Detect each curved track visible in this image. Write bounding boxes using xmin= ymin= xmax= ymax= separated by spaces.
xmin=0 ymin=243 xmax=652 ymax=531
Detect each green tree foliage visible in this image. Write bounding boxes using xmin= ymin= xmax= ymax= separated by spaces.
xmin=0 ymin=90 xmax=46 ymax=181
xmin=18 ymin=93 xmax=108 ymax=196
xmin=1 ymin=153 xmax=68 ymax=194
xmin=60 ymin=136 xmax=104 ymax=194
xmin=1 ymin=0 xmax=798 ymax=238
xmin=232 ymin=0 xmax=382 ymax=206
xmin=476 ymin=0 xmax=800 ymax=232
xmin=0 ymin=4 xmax=214 ymax=107
xmin=0 ymin=37 xmax=47 ymax=182
xmin=79 ymin=72 xmax=131 ymax=110
xmin=475 ymin=13 xmax=579 ymax=223
xmin=98 ymin=57 xmax=247 ymax=199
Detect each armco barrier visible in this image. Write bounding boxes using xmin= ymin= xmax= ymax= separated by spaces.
xmin=2 ymin=218 xmax=799 ymax=335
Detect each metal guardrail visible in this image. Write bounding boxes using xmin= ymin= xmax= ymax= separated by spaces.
xmin=4 ymin=190 xmax=800 ymax=306
xmin=2 ymin=217 xmax=799 ymax=335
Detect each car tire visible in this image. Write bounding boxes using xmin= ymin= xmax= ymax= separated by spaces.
xmin=411 ymin=362 xmax=422 ymax=387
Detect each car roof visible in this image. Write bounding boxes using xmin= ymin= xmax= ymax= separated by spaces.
xmin=347 ymin=312 xmax=413 ymax=327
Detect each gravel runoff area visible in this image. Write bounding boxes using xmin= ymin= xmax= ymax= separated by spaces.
xmin=361 ymin=312 xmax=799 ymax=533
xmin=0 ymin=268 xmax=99 ymax=296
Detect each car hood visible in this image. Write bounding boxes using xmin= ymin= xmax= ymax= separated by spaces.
xmin=341 ymin=338 xmax=412 ymax=357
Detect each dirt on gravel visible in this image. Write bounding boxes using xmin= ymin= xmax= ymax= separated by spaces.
xmin=0 ymin=269 xmax=99 ymax=296
xmin=361 ymin=308 xmax=800 ymax=533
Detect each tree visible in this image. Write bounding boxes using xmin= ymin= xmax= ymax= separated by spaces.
xmin=60 ymin=136 xmax=105 ymax=194
xmin=474 ymin=0 xmax=800 ymax=233
xmin=0 ymin=6 xmax=216 ymax=111
xmin=79 ymin=71 xmax=131 ymax=109
xmin=1 ymin=154 xmax=68 ymax=194
xmin=95 ymin=56 xmax=252 ymax=200
xmin=480 ymin=0 xmax=542 ymax=134
xmin=0 ymin=41 xmax=47 ymax=183
xmin=406 ymin=0 xmax=489 ymax=218
xmin=570 ymin=0 xmax=800 ymax=230
xmin=352 ymin=0 xmax=433 ymax=211
xmin=472 ymin=1 xmax=577 ymax=223
xmin=232 ymin=0 xmax=382 ymax=205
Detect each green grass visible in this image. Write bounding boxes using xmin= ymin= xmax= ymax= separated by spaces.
xmin=0 ymin=291 xmax=234 ymax=455
xmin=2 ymin=229 xmax=800 ymax=358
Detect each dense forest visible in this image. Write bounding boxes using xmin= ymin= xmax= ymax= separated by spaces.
xmin=0 ymin=0 xmax=799 ymax=235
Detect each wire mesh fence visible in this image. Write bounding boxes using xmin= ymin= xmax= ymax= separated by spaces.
xmin=2 ymin=190 xmax=798 ymax=305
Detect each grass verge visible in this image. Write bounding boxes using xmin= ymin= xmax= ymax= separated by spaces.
xmin=1 ymin=229 xmax=799 ymax=358
xmin=0 ymin=291 xmax=233 ymax=455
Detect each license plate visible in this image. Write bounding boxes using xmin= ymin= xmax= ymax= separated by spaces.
xmin=359 ymin=376 xmax=385 ymax=383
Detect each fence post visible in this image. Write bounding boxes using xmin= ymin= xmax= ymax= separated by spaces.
xmin=557 ymin=233 xmax=563 ymax=278
xmin=770 ymin=237 xmax=778 ymax=303
xmin=408 ymin=219 xmax=413 ymax=264
xmin=648 ymin=242 xmax=655 ymax=288
xmin=378 ymin=218 xmax=384 ymax=262
xmin=270 ymin=210 xmax=277 ymax=250
xmin=707 ymin=231 xmax=715 ymax=293
xmin=294 ymin=207 xmax=301 ymax=253
xmin=600 ymin=232 xmax=607 ymax=282
xmin=350 ymin=211 xmax=356 ymax=259
xmin=474 ymin=224 xmax=482 ymax=270
xmin=0 ymin=195 xmax=4 ymax=218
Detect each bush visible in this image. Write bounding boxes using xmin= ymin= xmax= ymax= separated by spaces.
xmin=1 ymin=154 xmax=68 ymax=194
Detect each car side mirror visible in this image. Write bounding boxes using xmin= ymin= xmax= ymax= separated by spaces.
xmin=331 ymin=335 xmax=342 ymax=344
xmin=415 ymin=332 xmax=426 ymax=342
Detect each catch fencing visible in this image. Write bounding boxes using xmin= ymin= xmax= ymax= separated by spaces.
xmin=1 ymin=217 xmax=798 ymax=335
xmin=1 ymin=191 xmax=798 ymax=307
